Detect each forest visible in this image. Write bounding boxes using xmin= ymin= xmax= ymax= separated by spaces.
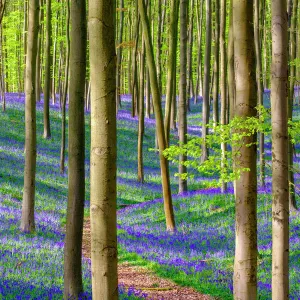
xmin=0 ymin=0 xmax=299 ymax=299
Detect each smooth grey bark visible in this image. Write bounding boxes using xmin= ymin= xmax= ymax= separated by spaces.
xmin=164 ymin=0 xmax=179 ymax=144
xmin=220 ymin=0 xmax=227 ymax=193
xmin=116 ymin=0 xmax=124 ymax=108
xmin=232 ymin=1 xmax=258 ymax=298
xmin=212 ymin=0 xmax=220 ymax=127
xmin=201 ymin=0 xmax=212 ymax=162
xmin=89 ymin=0 xmax=118 ymax=298
xmin=178 ymin=0 xmax=188 ymax=193
xmin=59 ymin=0 xmax=70 ymax=174
xmin=43 ymin=0 xmax=51 ymax=139
xmin=138 ymin=0 xmax=176 ymax=232
xmin=35 ymin=0 xmax=43 ymax=102
xmin=63 ymin=0 xmax=86 ymax=298
xmin=254 ymin=0 xmax=265 ymax=187
xmin=271 ymin=0 xmax=289 ymax=298
xmin=20 ymin=0 xmax=39 ymax=233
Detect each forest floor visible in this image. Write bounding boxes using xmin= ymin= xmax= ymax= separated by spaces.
xmin=82 ymin=217 xmax=216 ymax=300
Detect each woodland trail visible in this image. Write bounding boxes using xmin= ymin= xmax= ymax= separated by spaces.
xmin=82 ymin=217 xmax=217 ymax=300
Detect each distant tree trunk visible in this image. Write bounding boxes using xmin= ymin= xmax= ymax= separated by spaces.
xmin=51 ymin=10 xmax=59 ymax=104
xmin=156 ymin=0 xmax=162 ymax=94
xmin=138 ymin=0 xmax=176 ymax=232
xmin=145 ymin=69 xmax=151 ymax=118
xmin=138 ymin=37 xmax=145 ymax=183
xmin=232 ymin=1 xmax=258 ymax=298
xmin=288 ymin=0 xmax=298 ymax=210
xmin=186 ymin=0 xmax=194 ymax=108
xmin=271 ymin=0 xmax=290 ymax=298
xmin=228 ymin=0 xmax=235 ymax=122
xmin=0 ymin=0 xmax=6 ymax=24
xmin=201 ymin=0 xmax=212 ymax=162
xmin=35 ymin=0 xmax=43 ymax=102
xmin=220 ymin=0 xmax=227 ymax=193
xmin=212 ymin=0 xmax=220 ymax=127
xmin=170 ymin=71 xmax=177 ymax=130
xmin=132 ymin=2 xmax=140 ymax=117
xmin=63 ymin=0 xmax=86 ymax=298
xmin=116 ymin=0 xmax=124 ymax=109
xmin=59 ymin=0 xmax=70 ymax=175
xmin=89 ymin=0 xmax=118 ymax=298
xmin=178 ymin=0 xmax=188 ymax=193
xmin=195 ymin=0 xmax=203 ymax=99
xmin=254 ymin=0 xmax=265 ymax=187
xmin=43 ymin=0 xmax=51 ymax=139
xmin=164 ymin=0 xmax=179 ymax=144
xmin=20 ymin=0 xmax=39 ymax=233
xmin=0 ymin=25 xmax=5 ymax=111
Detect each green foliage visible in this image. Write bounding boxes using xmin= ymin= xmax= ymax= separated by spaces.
xmin=164 ymin=106 xmax=300 ymax=188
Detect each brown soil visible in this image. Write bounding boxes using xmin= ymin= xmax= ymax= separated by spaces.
xmin=82 ymin=217 xmax=217 ymax=300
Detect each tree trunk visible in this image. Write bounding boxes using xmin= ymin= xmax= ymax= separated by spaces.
xmin=51 ymin=10 xmax=59 ymax=104
xmin=138 ymin=0 xmax=176 ymax=232
xmin=288 ymin=0 xmax=298 ymax=210
xmin=201 ymin=0 xmax=212 ymax=162
xmin=138 ymin=36 xmax=145 ymax=183
xmin=59 ymin=0 xmax=70 ymax=175
xmin=20 ymin=0 xmax=39 ymax=233
xmin=164 ymin=0 xmax=179 ymax=144
xmin=232 ymin=1 xmax=258 ymax=298
xmin=212 ymin=0 xmax=220 ymax=127
xmin=0 ymin=0 xmax=6 ymax=24
xmin=43 ymin=0 xmax=51 ymax=139
xmin=220 ymin=0 xmax=227 ymax=193
xmin=35 ymin=0 xmax=43 ymax=102
xmin=63 ymin=0 xmax=86 ymax=298
xmin=195 ymin=0 xmax=203 ymax=100
xmin=116 ymin=0 xmax=124 ymax=109
xmin=254 ymin=0 xmax=265 ymax=187
xmin=271 ymin=0 xmax=289 ymax=298
xmin=89 ymin=0 xmax=118 ymax=298
xmin=178 ymin=0 xmax=188 ymax=193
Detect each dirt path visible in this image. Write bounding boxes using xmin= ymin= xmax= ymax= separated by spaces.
xmin=82 ymin=217 xmax=216 ymax=300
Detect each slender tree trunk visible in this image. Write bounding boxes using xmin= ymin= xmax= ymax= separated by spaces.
xmin=271 ymin=0 xmax=289 ymax=298
xmin=170 ymin=70 xmax=177 ymax=130
xmin=145 ymin=68 xmax=151 ymax=118
xmin=288 ymin=0 xmax=298 ymax=210
xmin=35 ymin=0 xmax=43 ymax=102
xmin=59 ymin=0 xmax=70 ymax=174
xmin=51 ymin=11 xmax=59 ymax=104
xmin=195 ymin=0 xmax=203 ymax=99
xmin=220 ymin=0 xmax=227 ymax=193
xmin=186 ymin=0 xmax=194 ymax=108
xmin=201 ymin=0 xmax=212 ymax=162
xmin=0 ymin=0 xmax=6 ymax=24
xmin=232 ymin=1 xmax=258 ymax=298
xmin=212 ymin=0 xmax=220 ymax=127
xmin=254 ymin=0 xmax=265 ymax=187
xmin=138 ymin=0 xmax=176 ymax=232
xmin=89 ymin=0 xmax=118 ymax=298
xmin=63 ymin=0 xmax=86 ymax=297
xmin=0 ymin=25 xmax=5 ymax=111
xmin=156 ymin=0 xmax=162 ymax=94
xmin=164 ymin=0 xmax=179 ymax=144
xmin=178 ymin=0 xmax=188 ymax=193
xmin=116 ymin=0 xmax=124 ymax=109
xmin=20 ymin=0 xmax=39 ymax=233
xmin=138 ymin=37 xmax=145 ymax=183
xmin=43 ymin=0 xmax=51 ymax=139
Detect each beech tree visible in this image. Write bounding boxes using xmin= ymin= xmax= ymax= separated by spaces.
xmin=63 ymin=0 xmax=86 ymax=298
xmin=89 ymin=0 xmax=118 ymax=298
xmin=43 ymin=0 xmax=51 ymax=139
xmin=271 ymin=0 xmax=289 ymax=297
xmin=232 ymin=0 xmax=258 ymax=298
xmin=20 ymin=0 xmax=39 ymax=233
xmin=138 ymin=0 xmax=176 ymax=231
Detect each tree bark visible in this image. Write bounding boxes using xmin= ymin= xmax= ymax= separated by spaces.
xmin=220 ymin=0 xmax=227 ymax=193
xmin=271 ymin=0 xmax=290 ymax=298
xmin=164 ymin=0 xmax=179 ymax=144
xmin=43 ymin=0 xmax=51 ymax=138
xmin=232 ymin=1 xmax=258 ymax=299
xmin=20 ymin=0 xmax=39 ymax=233
xmin=89 ymin=0 xmax=118 ymax=298
xmin=63 ymin=0 xmax=86 ymax=298
xmin=201 ymin=0 xmax=212 ymax=162
xmin=178 ymin=0 xmax=188 ymax=193
xmin=138 ymin=0 xmax=176 ymax=232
